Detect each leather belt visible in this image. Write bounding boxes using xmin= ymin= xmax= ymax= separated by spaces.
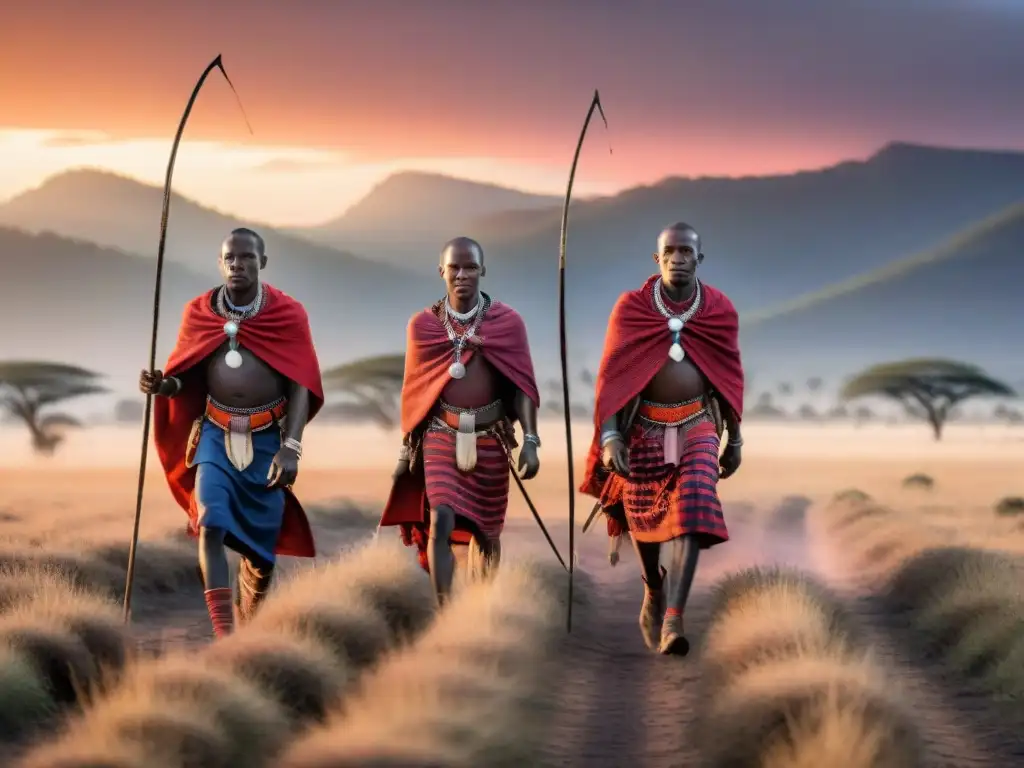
xmin=436 ymin=399 xmax=505 ymax=431
xmin=205 ymin=397 xmax=287 ymax=433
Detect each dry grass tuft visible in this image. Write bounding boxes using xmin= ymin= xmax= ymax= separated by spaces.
xmin=994 ymin=496 xmax=1024 ymax=517
xmin=0 ymin=537 xmax=199 ymax=605
xmin=247 ymin=540 xmax=432 ymax=670
xmin=820 ymin=498 xmax=953 ymax=584
xmin=696 ymin=566 xmax=924 ymax=768
xmin=203 ymin=630 xmax=347 ymax=727
xmin=19 ymin=652 xmax=290 ymax=768
xmin=901 ymin=473 xmax=935 ymax=490
xmin=820 ymin=496 xmax=1024 ymax=700
xmin=16 ymin=541 xmax=437 ymax=765
xmin=0 ymin=648 xmax=55 ymax=742
xmin=0 ymin=569 xmax=136 ymax=749
xmin=17 ymin=739 xmax=172 ymax=768
xmin=882 ymin=547 xmax=1024 ymax=695
xmin=281 ymin=559 xmax=564 ymax=768
xmin=833 ymin=488 xmax=872 ymax=504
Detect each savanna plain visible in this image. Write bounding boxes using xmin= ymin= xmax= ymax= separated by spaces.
xmin=1 ymin=419 xmax=1023 ymax=767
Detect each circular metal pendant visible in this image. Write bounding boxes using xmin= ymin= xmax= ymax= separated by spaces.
xmin=223 ymin=320 xmax=239 ymax=338
xmin=224 ymin=349 xmax=244 ymax=369
xmin=667 ymin=317 xmax=683 ymax=333
xmin=668 ymin=343 xmax=685 ymax=363
xmin=448 ymin=361 xmax=466 ymax=379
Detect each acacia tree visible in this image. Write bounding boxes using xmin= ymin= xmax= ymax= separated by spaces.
xmin=840 ymin=359 xmax=1015 ymax=441
xmin=321 ymin=354 xmax=406 ymax=429
xmin=0 ymin=361 xmax=107 ymax=455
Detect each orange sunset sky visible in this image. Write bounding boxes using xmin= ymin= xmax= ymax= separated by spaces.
xmin=3 ymin=0 xmax=1024 ymax=226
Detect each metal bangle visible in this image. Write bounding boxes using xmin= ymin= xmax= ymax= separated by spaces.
xmin=600 ymin=430 xmax=623 ymax=448
xmin=398 ymin=445 xmax=411 ymax=461
xmin=727 ymin=436 xmax=743 ymax=447
xmin=523 ymin=433 xmax=541 ymax=448
xmin=283 ymin=437 xmax=303 ymax=458
xmin=165 ymin=376 xmax=182 ymax=398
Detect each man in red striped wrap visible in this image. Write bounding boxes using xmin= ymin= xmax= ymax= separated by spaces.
xmin=580 ymin=222 xmax=745 ymax=656
xmin=378 ymin=237 xmax=541 ymax=606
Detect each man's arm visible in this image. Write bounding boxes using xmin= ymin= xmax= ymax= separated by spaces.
xmin=284 ymin=382 xmax=311 ymax=444
xmin=724 ymin=404 xmax=742 ymax=445
xmin=515 ymin=390 xmax=539 ymax=441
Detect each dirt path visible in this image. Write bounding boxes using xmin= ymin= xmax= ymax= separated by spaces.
xmin=519 ymin=498 xmax=1018 ymax=767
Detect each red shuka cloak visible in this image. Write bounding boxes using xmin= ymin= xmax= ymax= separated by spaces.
xmin=579 ymin=275 xmax=744 ymax=498
xmin=152 ymin=283 xmax=325 ymax=558
xmin=378 ymin=299 xmax=540 ymax=534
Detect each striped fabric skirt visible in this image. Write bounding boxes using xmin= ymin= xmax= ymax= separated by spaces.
xmin=422 ymin=426 xmax=511 ymax=542
xmin=622 ymin=415 xmax=729 ymax=548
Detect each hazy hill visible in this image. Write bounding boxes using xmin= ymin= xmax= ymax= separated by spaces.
xmin=474 ymin=142 xmax=1024 ymax=310
xmin=739 ymin=201 xmax=1024 ymax=389
xmin=0 ymin=171 xmax=437 ymax=369
xmin=294 ymin=171 xmax=562 ymax=270
xmin=0 ymin=228 xmax=210 ymax=394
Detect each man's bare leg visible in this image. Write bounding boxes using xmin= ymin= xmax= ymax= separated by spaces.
xmin=236 ymin=556 xmax=275 ymax=623
xmin=633 ymin=539 xmax=665 ymax=650
xmin=471 ymin=537 xmax=500 ymax=581
xmin=428 ymin=505 xmax=456 ymax=606
xmin=198 ymin=526 xmax=234 ymax=637
xmin=659 ymin=534 xmax=700 ymax=656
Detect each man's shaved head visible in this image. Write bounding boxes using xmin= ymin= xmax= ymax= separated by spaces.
xmin=440 ymin=236 xmax=484 ymax=266
xmin=658 ymin=222 xmax=700 ymax=253
xmin=228 ymin=227 xmax=266 ymax=256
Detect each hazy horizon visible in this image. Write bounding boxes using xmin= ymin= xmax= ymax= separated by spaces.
xmin=5 ymin=1 xmax=1024 ymax=225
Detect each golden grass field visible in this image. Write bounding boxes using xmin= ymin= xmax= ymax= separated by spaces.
xmin=0 ymin=419 xmax=1022 ymax=766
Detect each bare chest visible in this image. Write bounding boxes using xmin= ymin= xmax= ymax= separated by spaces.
xmin=643 ymin=356 xmax=708 ymax=404
xmin=441 ymin=353 xmax=501 ymax=409
xmin=206 ymin=341 xmax=288 ymax=408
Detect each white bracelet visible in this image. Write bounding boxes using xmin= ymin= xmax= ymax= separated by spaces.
xmin=283 ymin=437 xmax=303 ymax=458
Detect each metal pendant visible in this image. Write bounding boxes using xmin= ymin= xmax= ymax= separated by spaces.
xmin=225 ymin=349 xmax=244 ymax=369
xmin=668 ymin=343 xmax=685 ymax=363
xmin=449 ymin=361 xmax=466 ymax=379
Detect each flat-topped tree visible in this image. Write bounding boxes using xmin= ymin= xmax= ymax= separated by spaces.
xmin=321 ymin=354 xmax=405 ymax=429
xmin=840 ymin=359 xmax=1015 ymax=440
xmin=0 ymin=361 xmax=108 ymax=455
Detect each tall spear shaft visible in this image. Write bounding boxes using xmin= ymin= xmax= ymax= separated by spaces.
xmin=557 ymin=90 xmax=610 ymax=633
xmin=123 ymin=55 xmax=251 ymax=623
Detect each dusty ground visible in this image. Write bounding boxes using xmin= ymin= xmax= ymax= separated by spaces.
xmin=1 ymin=420 xmax=1022 ymax=765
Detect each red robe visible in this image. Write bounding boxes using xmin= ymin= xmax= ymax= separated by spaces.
xmin=579 ymin=275 xmax=744 ymax=500
xmin=152 ymin=283 xmax=325 ymax=558
xmin=378 ymin=299 xmax=539 ymax=561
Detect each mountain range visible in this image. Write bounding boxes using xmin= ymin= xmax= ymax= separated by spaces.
xmin=294 ymin=171 xmax=562 ymax=268
xmin=1 ymin=141 xmax=1022 ymax=402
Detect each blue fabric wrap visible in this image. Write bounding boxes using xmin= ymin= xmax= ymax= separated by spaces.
xmin=193 ymin=420 xmax=284 ymax=565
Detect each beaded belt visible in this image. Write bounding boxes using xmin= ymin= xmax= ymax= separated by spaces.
xmin=434 ymin=399 xmax=505 ymax=431
xmin=637 ymin=397 xmax=709 ymax=467
xmin=637 ymin=397 xmax=707 ymax=428
xmin=198 ymin=397 xmax=287 ymax=473
xmin=205 ymin=397 xmax=287 ymax=433
xmin=430 ymin=400 xmax=505 ymax=473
